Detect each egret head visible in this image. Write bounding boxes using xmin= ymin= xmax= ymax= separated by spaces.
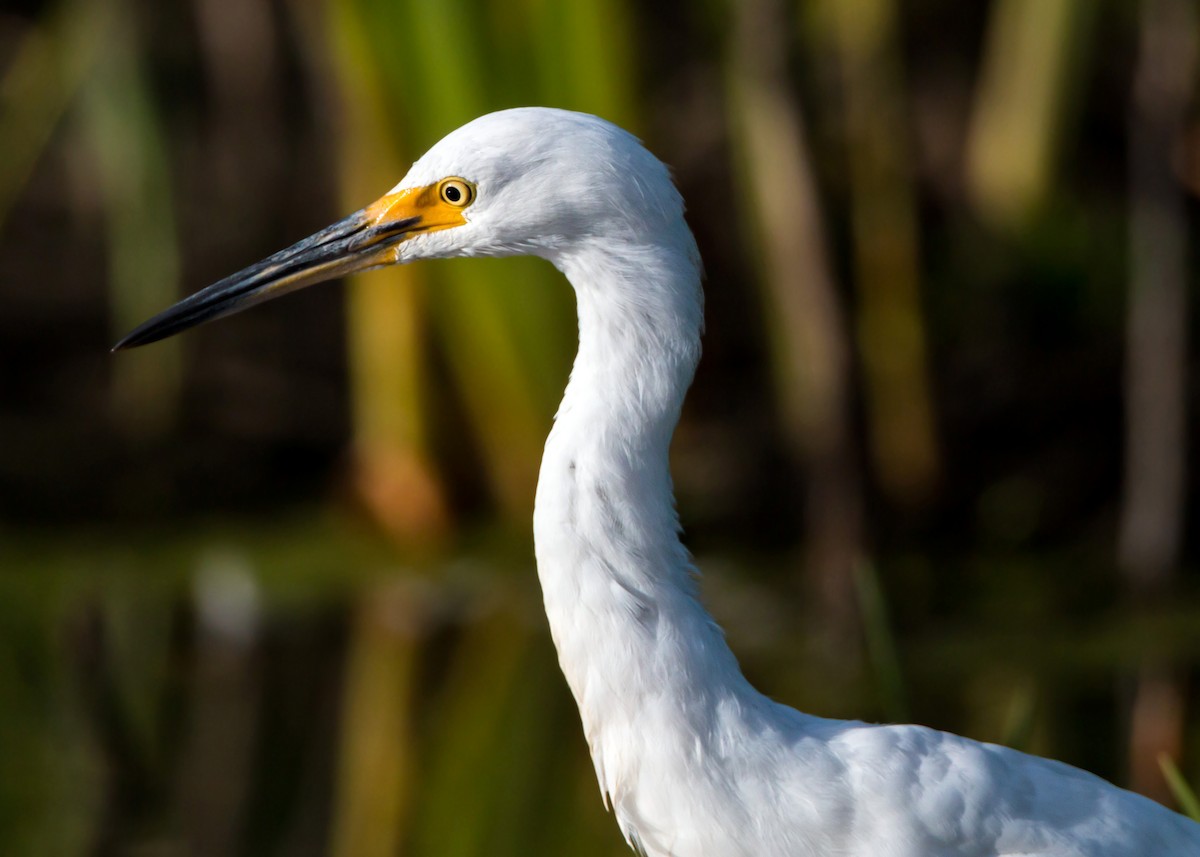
xmin=114 ymin=108 xmax=688 ymax=350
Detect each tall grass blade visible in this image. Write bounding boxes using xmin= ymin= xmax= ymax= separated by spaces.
xmin=349 ymin=0 xmax=570 ymax=523
xmin=997 ymin=680 xmax=1037 ymax=753
xmin=330 ymin=582 xmax=425 ymax=857
xmin=81 ymin=0 xmax=182 ymax=435
xmin=1159 ymin=754 xmax=1200 ymax=822
xmin=526 ymin=0 xmax=638 ymax=130
xmin=0 ymin=0 xmax=101 ymax=234
xmin=820 ymin=0 xmax=938 ymax=506
xmin=326 ymin=0 xmax=450 ymax=543
xmin=1119 ymin=0 xmax=1194 ymax=803
xmin=966 ymin=0 xmax=1092 ymax=226
xmin=409 ymin=604 xmax=533 ymax=857
xmin=725 ymin=0 xmax=864 ymax=681
xmin=852 ymin=562 xmax=908 ymax=722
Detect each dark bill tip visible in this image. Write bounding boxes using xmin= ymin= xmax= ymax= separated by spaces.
xmin=112 ymin=286 xmax=239 ymax=351
xmin=111 ymin=210 xmax=420 ymax=351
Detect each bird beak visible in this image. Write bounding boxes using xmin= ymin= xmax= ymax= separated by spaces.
xmin=112 ymin=186 xmax=446 ymax=350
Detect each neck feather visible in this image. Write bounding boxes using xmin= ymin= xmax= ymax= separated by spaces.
xmin=533 ymin=236 xmax=756 ymax=808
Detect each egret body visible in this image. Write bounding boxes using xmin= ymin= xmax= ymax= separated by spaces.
xmin=116 ymin=108 xmax=1200 ymax=857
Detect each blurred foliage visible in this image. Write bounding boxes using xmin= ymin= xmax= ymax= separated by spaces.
xmin=0 ymin=0 xmax=1198 ymax=855
xmin=1160 ymin=754 xmax=1200 ymax=822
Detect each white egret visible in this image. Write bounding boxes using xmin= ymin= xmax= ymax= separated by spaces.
xmin=116 ymin=108 xmax=1200 ymax=857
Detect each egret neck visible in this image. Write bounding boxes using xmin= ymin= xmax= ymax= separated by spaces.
xmin=533 ymin=235 xmax=757 ymax=837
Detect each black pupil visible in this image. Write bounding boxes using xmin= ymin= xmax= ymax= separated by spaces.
xmin=445 ymin=185 xmax=462 ymax=202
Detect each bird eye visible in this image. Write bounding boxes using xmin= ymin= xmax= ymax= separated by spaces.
xmin=438 ymin=178 xmax=474 ymax=207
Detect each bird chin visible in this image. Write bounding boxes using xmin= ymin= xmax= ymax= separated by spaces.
xmin=395 ymin=229 xmax=468 ymax=263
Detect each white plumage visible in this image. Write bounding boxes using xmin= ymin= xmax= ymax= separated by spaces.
xmin=117 ymin=107 xmax=1200 ymax=857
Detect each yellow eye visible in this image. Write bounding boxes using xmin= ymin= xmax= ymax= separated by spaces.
xmin=438 ymin=178 xmax=474 ymax=207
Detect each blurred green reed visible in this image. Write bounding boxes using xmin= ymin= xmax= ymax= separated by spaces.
xmin=818 ymin=0 xmax=938 ymax=507
xmin=340 ymin=0 xmax=638 ymax=524
xmin=966 ymin=0 xmax=1093 ymax=228
xmin=725 ymin=0 xmax=864 ymax=672
xmin=1160 ymin=755 xmax=1200 ymax=822
xmin=0 ymin=0 xmax=97 ymax=233
xmin=0 ymin=0 xmax=182 ymax=434
xmin=323 ymin=0 xmax=450 ymax=543
xmin=83 ymin=0 xmax=183 ymax=436
xmin=852 ymin=562 xmax=908 ymax=723
xmin=331 ymin=584 xmax=421 ymax=857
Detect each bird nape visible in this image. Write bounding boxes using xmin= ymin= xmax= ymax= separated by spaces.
xmin=114 ymin=107 xmax=1200 ymax=857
